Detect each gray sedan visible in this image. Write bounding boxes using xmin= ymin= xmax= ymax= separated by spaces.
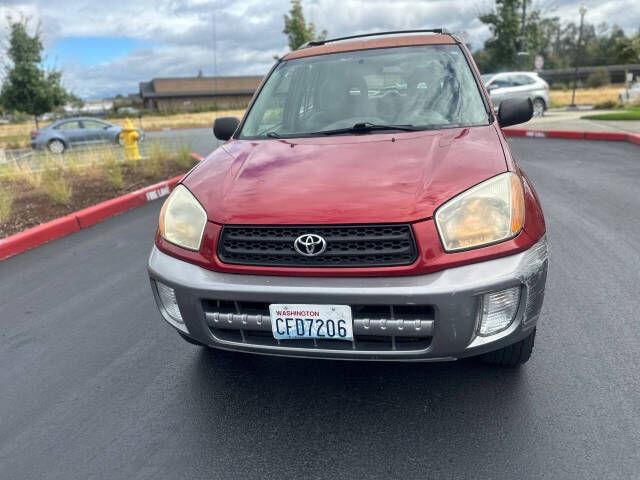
xmin=481 ymin=72 xmax=549 ymax=117
xmin=30 ymin=117 xmax=143 ymax=153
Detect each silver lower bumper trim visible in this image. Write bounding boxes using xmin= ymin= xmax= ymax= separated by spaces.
xmin=206 ymin=312 xmax=434 ymax=337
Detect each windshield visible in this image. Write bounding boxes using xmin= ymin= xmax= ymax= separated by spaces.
xmin=239 ymin=44 xmax=489 ymax=138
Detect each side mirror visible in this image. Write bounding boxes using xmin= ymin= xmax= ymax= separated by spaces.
xmin=498 ymin=97 xmax=533 ymax=128
xmin=213 ymin=116 xmax=240 ymax=141
xmin=487 ymin=83 xmax=498 ymax=92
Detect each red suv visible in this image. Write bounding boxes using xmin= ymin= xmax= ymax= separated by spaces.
xmin=148 ymin=29 xmax=548 ymax=366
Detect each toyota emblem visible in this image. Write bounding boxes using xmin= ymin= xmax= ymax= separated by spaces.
xmin=294 ymin=234 xmax=327 ymax=256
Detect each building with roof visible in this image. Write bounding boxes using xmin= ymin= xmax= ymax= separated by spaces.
xmin=139 ymin=76 xmax=263 ymax=111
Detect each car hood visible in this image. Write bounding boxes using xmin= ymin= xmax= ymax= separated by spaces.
xmin=184 ymin=125 xmax=507 ymax=225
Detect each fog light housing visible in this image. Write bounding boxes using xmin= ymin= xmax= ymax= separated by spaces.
xmin=156 ymin=281 xmax=184 ymax=324
xmin=478 ymin=287 xmax=521 ymax=336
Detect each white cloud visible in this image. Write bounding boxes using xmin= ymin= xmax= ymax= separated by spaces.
xmin=0 ymin=0 xmax=638 ymax=98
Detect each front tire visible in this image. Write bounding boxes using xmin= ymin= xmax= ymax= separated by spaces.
xmin=48 ymin=139 xmax=66 ymax=154
xmin=532 ymin=98 xmax=545 ymax=117
xmin=479 ymin=328 xmax=536 ymax=366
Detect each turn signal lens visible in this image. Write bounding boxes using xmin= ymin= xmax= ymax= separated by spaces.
xmin=478 ymin=287 xmax=521 ymax=336
xmin=159 ymin=185 xmax=207 ymax=251
xmin=435 ymin=172 xmax=525 ymax=252
xmin=156 ymin=281 xmax=183 ymax=323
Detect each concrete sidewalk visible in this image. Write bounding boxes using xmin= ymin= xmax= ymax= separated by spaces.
xmin=523 ymin=109 xmax=640 ymax=133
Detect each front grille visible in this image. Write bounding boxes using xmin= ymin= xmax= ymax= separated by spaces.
xmin=202 ymin=300 xmax=434 ymax=352
xmin=217 ymin=224 xmax=417 ymax=267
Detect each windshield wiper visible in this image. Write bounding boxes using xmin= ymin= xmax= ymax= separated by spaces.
xmin=311 ymin=122 xmax=423 ymax=136
xmin=265 ymin=131 xmax=284 ymax=138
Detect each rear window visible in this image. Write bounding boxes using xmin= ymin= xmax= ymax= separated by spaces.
xmin=510 ymin=75 xmax=537 ymax=86
xmin=240 ymin=44 xmax=489 ymax=138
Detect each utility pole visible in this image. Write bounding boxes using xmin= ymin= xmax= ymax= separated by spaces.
xmin=212 ymin=10 xmax=217 ymax=79
xmin=519 ymin=0 xmax=527 ymax=70
xmin=212 ymin=8 xmax=218 ymax=107
xmin=569 ymin=5 xmax=588 ymax=108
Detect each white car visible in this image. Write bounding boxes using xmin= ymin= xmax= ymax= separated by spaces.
xmin=619 ymin=82 xmax=640 ymax=105
xmin=481 ymin=72 xmax=549 ymax=117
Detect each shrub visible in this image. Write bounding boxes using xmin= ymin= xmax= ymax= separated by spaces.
xmin=586 ymin=68 xmax=611 ymax=88
xmin=173 ymin=142 xmax=193 ymax=170
xmin=102 ymin=150 xmax=123 ymax=188
xmin=42 ymin=165 xmax=72 ymax=204
xmin=141 ymin=141 xmax=170 ymax=176
xmin=0 ymin=187 xmax=13 ymax=223
xmin=6 ymin=160 xmax=42 ymax=188
xmin=64 ymin=151 xmax=82 ymax=176
xmin=85 ymin=158 xmax=106 ymax=180
xmin=550 ymin=81 xmax=568 ymax=91
xmin=593 ymin=99 xmax=619 ymax=110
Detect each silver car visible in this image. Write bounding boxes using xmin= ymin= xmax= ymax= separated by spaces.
xmin=619 ymin=81 xmax=640 ymax=105
xmin=30 ymin=117 xmax=142 ymax=153
xmin=482 ymin=72 xmax=549 ymax=117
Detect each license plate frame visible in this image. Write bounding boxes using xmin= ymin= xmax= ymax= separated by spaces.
xmin=269 ymin=304 xmax=353 ymax=341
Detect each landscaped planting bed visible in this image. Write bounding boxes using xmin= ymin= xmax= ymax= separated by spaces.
xmin=0 ymin=143 xmax=197 ymax=238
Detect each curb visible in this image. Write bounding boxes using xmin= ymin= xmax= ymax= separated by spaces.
xmin=1 ymin=153 xmax=207 ymax=260
xmin=0 ymin=151 xmax=212 ymax=260
xmin=503 ymin=128 xmax=640 ymax=146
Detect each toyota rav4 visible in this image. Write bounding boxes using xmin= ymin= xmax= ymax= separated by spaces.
xmin=148 ymin=29 xmax=548 ymax=366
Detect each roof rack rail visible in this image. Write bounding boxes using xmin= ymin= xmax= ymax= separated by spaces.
xmin=299 ymin=28 xmax=452 ymax=49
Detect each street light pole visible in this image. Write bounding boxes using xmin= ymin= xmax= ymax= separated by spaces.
xmin=569 ymin=5 xmax=588 ymax=108
xmin=519 ymin=0 xmax=527 ymax=70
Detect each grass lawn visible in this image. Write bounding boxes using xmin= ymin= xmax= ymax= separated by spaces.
xmin=581 ymin=108 xmax=640 ymax=121
xmin=549 ymin=85 xmax=621 ymax=107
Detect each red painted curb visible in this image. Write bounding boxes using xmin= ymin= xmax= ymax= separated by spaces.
xmin=0 ymin=154 xmax=203 ymax=260
xmin=74 ymin=176 xmax=182 ymax=229
xmin=0 ymin=214 xmax=80 ymax=260
xmin=545 ymin=130 xmax=585 ymax=139
xmin=503 ymin=128 xmax=639 ymax=146
xmin=627 ymin=133 xmax=640 ymax=145
xmin=76 ymin=191 xmax=144 ymax=229
xmin=584 ymin=131 xmax=628 ymax=141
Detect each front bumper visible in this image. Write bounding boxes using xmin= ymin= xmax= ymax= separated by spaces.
xmin=148 ymin=236 xmax=548 ymax=361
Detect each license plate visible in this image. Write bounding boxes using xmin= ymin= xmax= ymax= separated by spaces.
xmin=269 ymin=304 xmax=353 ymax=341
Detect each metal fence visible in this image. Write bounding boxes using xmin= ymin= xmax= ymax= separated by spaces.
xmin=0 ymin=138 xmax=191 ymax=176
xmin=538 ymin=63 xmax=640 ymax=84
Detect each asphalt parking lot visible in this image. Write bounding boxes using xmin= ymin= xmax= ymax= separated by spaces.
xmin=145 ymin=126 xmax=220 ymax=157
xmin=1 ymin=137 xmax=639 ymax=479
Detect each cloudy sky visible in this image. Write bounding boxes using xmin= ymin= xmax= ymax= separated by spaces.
xmin=0 ymin=0 xmax=638 ymax=99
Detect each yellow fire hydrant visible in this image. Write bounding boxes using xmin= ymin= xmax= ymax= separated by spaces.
xmin=121 ymin=118 xmax=142 ymax=161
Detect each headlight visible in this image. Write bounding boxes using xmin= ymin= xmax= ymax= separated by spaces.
xmin=158 ymin=185 xmax=207 ymax=251
xmin=435 ymin=172 xmax=525 ymax=252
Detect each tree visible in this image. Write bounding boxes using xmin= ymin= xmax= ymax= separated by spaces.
xmin=283 ymin=0 xmax=327 ymax=51
xmin=477 ymin=0 xmax=523 ymax=72
xmin=476 ymin=0 xmax=563 ymax=72
xmin=0 ymin=19 xmax=71 ymax=129
xmin=616 ymin=33 xmax=640 ymax=97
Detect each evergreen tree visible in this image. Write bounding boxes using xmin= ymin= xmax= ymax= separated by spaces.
xmin=0 ymin=20 xmax=71 ymax=129
xmin=283 ymin=0 xmax=327 ymax=50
